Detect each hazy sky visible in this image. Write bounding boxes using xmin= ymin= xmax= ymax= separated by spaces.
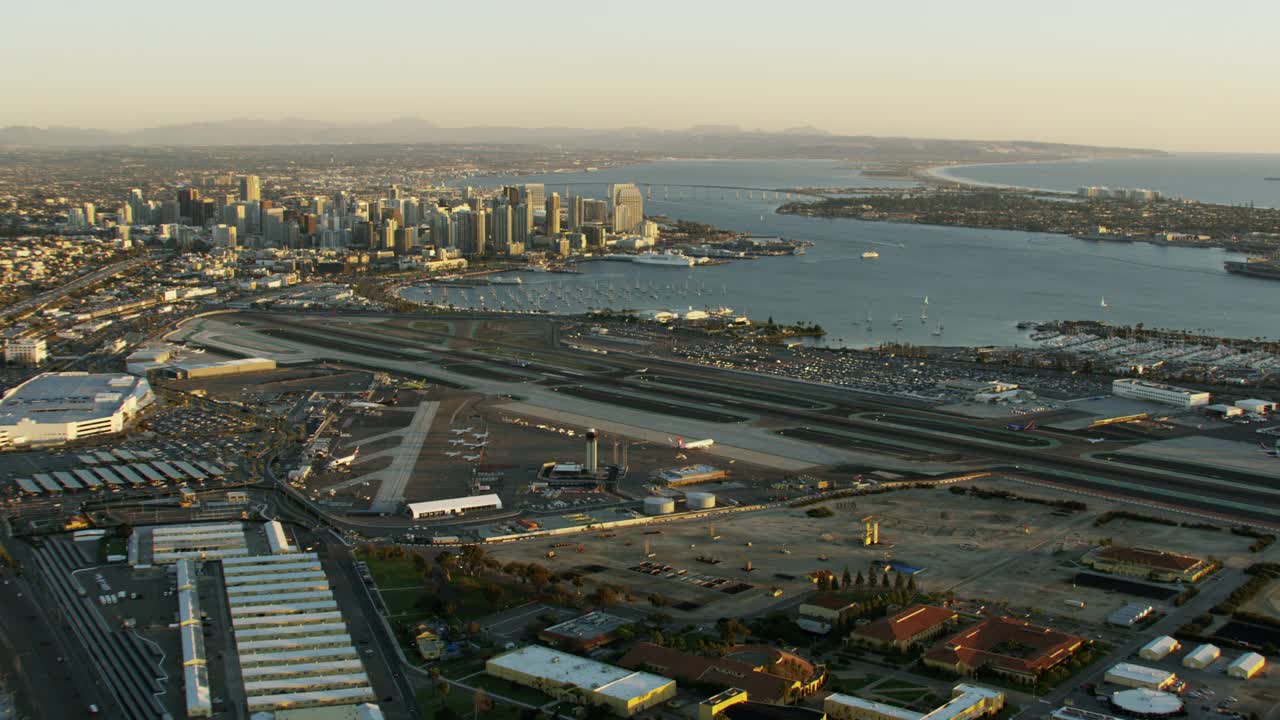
xmin=4 ymin=0 xmax=1278 ymax=152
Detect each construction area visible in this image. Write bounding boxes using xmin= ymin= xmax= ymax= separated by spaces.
xmin=482 ymin=477 xmax=1271 ymax=626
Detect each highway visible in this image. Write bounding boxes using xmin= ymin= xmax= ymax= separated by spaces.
xmin=0 ymin=256 xmax=150 ymax=322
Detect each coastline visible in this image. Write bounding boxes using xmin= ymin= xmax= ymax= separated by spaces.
xmin=916 ymin=155 xmax=1160 ymax=194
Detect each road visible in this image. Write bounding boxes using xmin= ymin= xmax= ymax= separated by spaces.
xmin=313 ymin=531 xmax=422 ymax=720
xmin=0 ymin=256 xmax=149 ymax=321
xmin=0 ymin=559 xmax=112 ymax=719
xmin=1016 ymin=566 xmax=1248 ymax=719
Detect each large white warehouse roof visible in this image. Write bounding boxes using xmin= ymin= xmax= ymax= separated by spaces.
xmin=487 ymin=645 xmax=672 ymax=703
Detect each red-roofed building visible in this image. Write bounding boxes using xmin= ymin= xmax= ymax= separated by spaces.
xmin=924 ymin=617 xmax=1085 ymax=684
xmin=1082 ymin=546 xmax=1212 ymax=583
xmin=851 ymin=605 xmax=959 ymax=652
xmin=799 ymin=593 xmax=862 ymax=626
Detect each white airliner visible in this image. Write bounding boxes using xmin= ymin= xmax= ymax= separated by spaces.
xmin=328 ymin=447 xmax=360 ymax=469
xmin=463 ymin=454 xmax=482 ymax=461
xmin=450 ymin=427 xmax=474 ymax=435
xmin=463 ymin=442 xmax=487 ymax=449
xmin=449 ymin=439 xmax=466 ymax=445
xmin=445 ymin=451 xmax=462 ymax=457
xmin=1085 ymin=438 xmax=1106 ymax=444
xmin=349 ymin=401 xmax=384 ymax=409
xmin=668 ymin=436 xmax=714 ymax=449
xmin=472 ymin=432 xmax=489 ymax=439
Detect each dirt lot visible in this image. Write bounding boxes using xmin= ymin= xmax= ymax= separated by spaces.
xmin=485 ymin=478 xmax=1270 ymax=626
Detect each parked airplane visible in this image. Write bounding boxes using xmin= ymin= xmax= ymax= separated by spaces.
xmin=463 ymin=454 xmax=482 ymax=461
xmin=445 ymin=451 xmax=462 ymax=457
xmin=1085 ymin=437 xmax=1106 ymax=444
xmin=328 ymin=447 xmax=360 ymax=469
xmin=448 ymin=439 xmax=466 ymax=445
xmin=463 ymin=442 xmax=487 ymax=449
xmin=669 ymin=436 xmax=714 ymax=449
xmin=450 ymin=427 xmax=474 ymax=435
xmin=471 ymin=432 xmax=489 ymax=439
xmin=1006 ymin=420 xmax=1036 ymax=432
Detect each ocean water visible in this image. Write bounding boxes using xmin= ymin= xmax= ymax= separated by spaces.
xmin=935 ymin=154 xmax=1280 ymax=208
xmin=432 ymin=159 xmax=1273 ymax=348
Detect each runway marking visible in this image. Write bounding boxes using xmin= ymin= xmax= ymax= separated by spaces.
xmin=332 ymin=401 xmax=439 ymax=513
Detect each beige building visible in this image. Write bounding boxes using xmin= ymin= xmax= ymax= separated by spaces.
xmin=486 ymin=645 xmax=675 ymax=717
xmin=826 ymin=684 xmax=1003 ymax=720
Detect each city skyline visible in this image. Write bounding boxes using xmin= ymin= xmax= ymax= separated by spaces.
xmin=4 ymin=1 xmax=1279 ymax=153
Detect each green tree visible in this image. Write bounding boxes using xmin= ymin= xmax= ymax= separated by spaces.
xmin=842 ymin=567 xmax=853 ymax=588
xmin=855 ymin=571 xmax=865 ymax=587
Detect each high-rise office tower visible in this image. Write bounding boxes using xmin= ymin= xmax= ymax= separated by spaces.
xmin=491 ymin=203 xmax=512 ymax=255
xmin=431 ymin=213 xmax=453 ymax=250
xmin=521 ymin=184 xmax=545 ymax=211
xmin=612 ymin=205 xmax=630 ymax=234
xmin=568 ymin=195 xmax=584 ymax=231
xmin=388 ymin=184 xmax=402 ymax=200
xmin=502 ymin=186 xmax=521 ymax=207
xmin=177 ymin=187 xmax=200 ymax=221
xmin=583 ymin=199 xmax=608 ymax=223
xmin=82 ymin=203 xmax=96 ymax=226
xmin=395 ymin=226 xmax=415 ymax=255
xmin=263 ymin=208 xmax=286 ymax=246
xmin=193 ymin=199 xmax=216 ymax=227
xmin=225 ymin=203 xmax=247 ymax=236
xmin=513 ymin=203 xmax=531 ymax=248
xmin=545 ymin=193 xmax=561 ymax=235
xmin=240 ymin=175 xmax=261 ymax=202
xmin=609 ymin=183 xmax=644 ymax=233
xmin=469 ymin=210 xmax=487 ymax=256
xmin=213 ymin=224 xmax=238 ymax=248
xmin=160 ymin=200 xmax=179 ymax=224
xmin=332 ymin=190 xmax=350 ymax=217
xmin=380 ymin=219 xmax=398 ymax=250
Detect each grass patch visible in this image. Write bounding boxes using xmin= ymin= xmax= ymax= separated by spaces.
xmin=417 ymin=686 xmax=524 ymax=720
xmin=875 ymin=686 xmax=926 ymax=696
xmin=437 ymin=657 xmax=486 ymax=680
xmin=465 ymin=674 xmax=553 ymax=706
xmin=829 ymin=675 xmax=879 ymax=693
xmin=380 ymin=588 xmax=430 ymax=617
xmin=876 ymin=679 xmax=928 ymax=691
xmin=361 ymin=555 xmax=424 ymax=589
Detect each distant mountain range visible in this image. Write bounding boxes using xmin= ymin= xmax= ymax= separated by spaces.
xmin=0 ymin=118 xmax=1163 ymax=161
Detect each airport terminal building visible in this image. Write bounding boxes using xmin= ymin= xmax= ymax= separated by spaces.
xmin=0 ymin=372 xmax=153 ymax=449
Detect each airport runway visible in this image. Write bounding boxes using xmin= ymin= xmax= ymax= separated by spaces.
xmin=367 ymin=401 xmax=438 ymax=512
xmin=211 ymin=311 xmax=1280 ymax=526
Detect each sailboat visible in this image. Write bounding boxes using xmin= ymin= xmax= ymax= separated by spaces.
xmin=931 ymin=322 xmax=944 ymax=336
xmin=921 ymin=296 xmax=929 ymax=322
xmin=1100 ymin=296 xmax=1109 ymax=309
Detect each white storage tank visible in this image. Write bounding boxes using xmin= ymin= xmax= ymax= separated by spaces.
xmin=685 ymin=492 xmax=716 ymax=510
xmin=643 ymin=496 xmax=675 ymax=515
